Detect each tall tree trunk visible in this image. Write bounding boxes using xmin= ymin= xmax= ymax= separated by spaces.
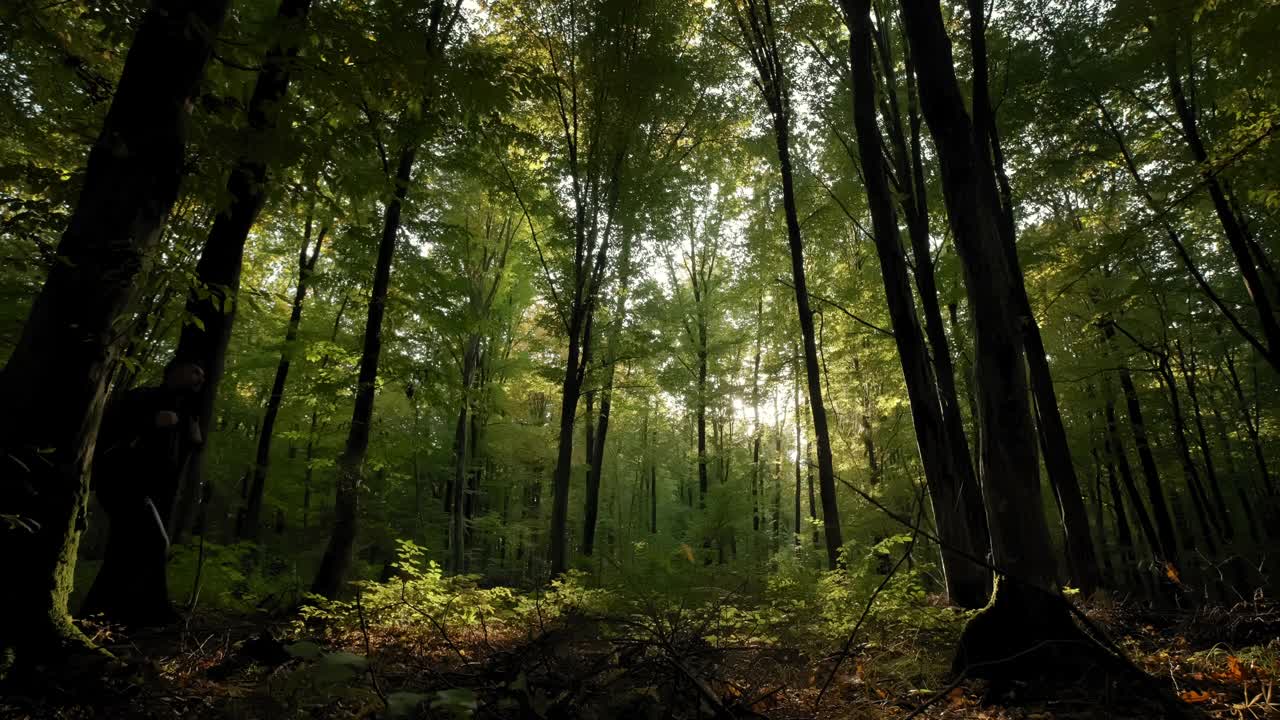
xmin=879 ymin=12 xmax=987 ymax=554
xmin=732 ymin=0 xmax=844 ymax=567
xmin=963 ymin=0 xmax=1099 ymax=594
xmin=751 ymin=296 xmax=763 ymax=533
xmin=1103 ymin=378 xmax=1161 ymax=559
xmin=1175 ymin=340 xmax=1232 ymax=539
xmin=311 ymin=146 xmax=415 ymax=599
xmin=1106 ymin=324 xmax=1180 ymax=565
xmin=900 ymin=0 xmax=1085 ymax=675
xmin=0 ymin=0 xmax=228 ymax=664
xmin=548 ymin=316 xmax=584 ymax=575
xmin=243 ymin=215 xmax=326 ymax=540
xmin=1155 ymin=352 xmax=1221 ymax=555
xmin=842 ymin=0 xmax=991 ymax=607
xmin=449 ymin=338 xmax=479 ymax=573
xmin=170 ymin=0 xmax=315 ymax=542
xmin=1226 ymin=350 xmax=1274 ymax=496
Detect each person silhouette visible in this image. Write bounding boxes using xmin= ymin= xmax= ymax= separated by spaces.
xmin=82 ymin=359 xmax=204 ymax=627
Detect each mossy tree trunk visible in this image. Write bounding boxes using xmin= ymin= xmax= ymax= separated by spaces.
xmin=0 ymin=0 xmax=228 ymax=668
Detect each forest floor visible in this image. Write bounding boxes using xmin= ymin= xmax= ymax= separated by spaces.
xmin=4 ymin=592 xmax=1280 ymax=719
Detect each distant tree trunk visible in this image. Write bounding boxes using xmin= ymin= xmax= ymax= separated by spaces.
xmin=948 ymin=302 xmax=981 ymax=444
xmin=696 ymin=333 xmax=709 ymax=511
xmin=1105 ymin=324 xmax=1180 ymax=565
xmin=842 ymin=0 xmax=991 ymax=607
xmin=650 ymin=454 xmax=658 ymax=535
xmin=243 ymin=215 xmax=326 ymax=540
xmin=1174 ymin=340 xmax=1232 ymax=539
xmin=1207 ymin=386 xmax=1264 ymax=543
xmin=311 ymin=146 xmax=415 ymax=599
xmin=584 ymin=232 xmax=635 ymax=557
xmin=0 ymin=0 xmax=228 ymax=664
xmin=732 ymin=0 xmax=844 ymax=567
xmin=1103 ymin=377 xmax=1161 ymax=559
xmin=751 ymin=296 xmax=763 ymax=533
xmin=793 ymin=358 xmax=802 ymax=546
xmin=772 ymin=395 xmax=782 ymax=554
xmin=1225 ymin=350 xmax=1274 ymax=496
xmin=1157 ymin=352 xmax=1221 ymax=554
xmin=302 ymin=296 xmax=350 ymax=531
xmin=808 ymin=449 xmax=818 ymax=548
xmin=449 ymin=337 xmax=479 ymax=574
xmin=170 ymin=0 xmax=315 ymax=542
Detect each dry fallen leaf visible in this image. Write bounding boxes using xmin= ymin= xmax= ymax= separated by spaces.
xmin=1179 ymin=690 xmax=1214 ymax=704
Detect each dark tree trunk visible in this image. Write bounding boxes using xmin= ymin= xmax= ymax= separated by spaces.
xmin=752 ymin=297 xmax=763 ymax=533
xmin=965 ymin=0 xmax=1099 ymax=593
xmin=1107 ymin=324 xmax=1180 ymax=565
xmin=732 ymin=1 xmax=844 ymax=567
xmin=449 ymin=338 xmax=478 ymax=573
xmin=1156 ymin=352 xmax=1221 ymax=554
xmin=1226 ymin=350 xmax=1273 ymax=496
xmin=311 ymin=146 xmax=415 ymax=599
xmin=879 ymin=13 xmax=987 ymax=559
xmin=243 ymin=216 xmax=325 ymax=540
xmin=548 ymin=319 xmax=584 ymax=575
xmin=0 ymin=0 xmax=228 ymax=664
xmin=170 ymin=0 xmax=315 ymax=542
xmin=1103 ymin=379 xmax=1161 ymax=559
xmin=900 ymin=0 xmax=1092 ymax=677
xmin=842 ymin=0 xmax=991 ymax=607
xmin=583 ymin=230 xmax=635 ymax=556
xmin=1175 ymin=340 xmax=1232 ymax=539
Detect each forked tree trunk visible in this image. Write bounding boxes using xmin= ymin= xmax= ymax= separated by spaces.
xmin=0 ymin=0 xmax=228 ymax=665
xmin=842 ymin=0 xmax=991 ymax=607
xmin=899 ymin=0 xmax=1088 ymax=678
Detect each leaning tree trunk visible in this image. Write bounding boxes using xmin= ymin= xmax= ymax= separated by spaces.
xmin=967 ymin=0 xmax=1099 ymax=594
xmin=899 ymin=0 xmax=1099 ymax=680
xmin=1175 ymin=340 xmax=1232 ymax=539
xmin=1103 ymin=379 xmax=1162 ymax=560
xmin=0 ymin=0 xmax=228 ymax=667
xmin=878 ymin=15 xmax=990 ymax=574
xmin=842 ymin=0 xmax=991 ymax=608
xmin=311 ymin=146 xmax=415 ymax=599
xmin=243 ymin=216 xmax=325 ymax=540
xmin=170 ymin=0 xmax=315 ymax=542
xmin=1106 ymin=324 xmax=1181 ymax=566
